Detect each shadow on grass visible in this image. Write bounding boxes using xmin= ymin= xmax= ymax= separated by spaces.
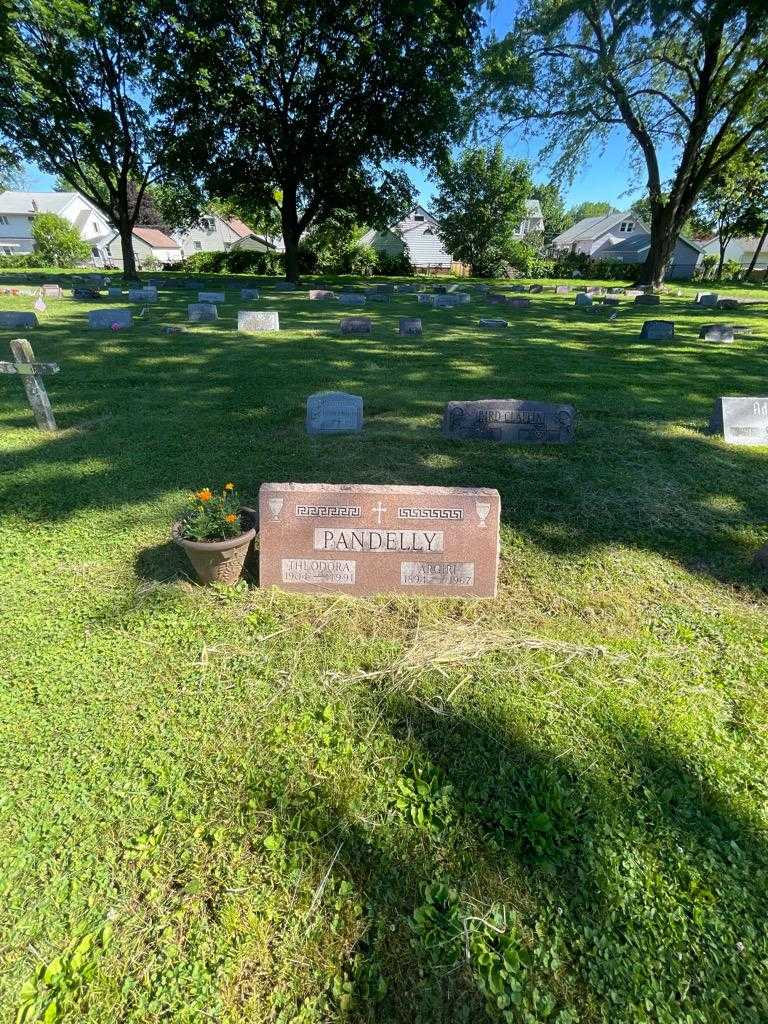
xmin=266 ymin=691 xmax=768 ymax=1020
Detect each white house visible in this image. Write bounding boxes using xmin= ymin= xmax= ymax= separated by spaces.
xmin=699 ymin=235 xmax=768 ymax=273
xmin=515 ymin=199 xmax=545 ymax=238
xmin=551 ymin=211 xmax=649 ymax=255
xmin=104 ymin=226 xmax=182 ymax=268
xmin=0 ymin=190 xmax=112 ymax=257
xmin=361 ymin=206 xmax=454 ymax=270
xmin=172 ymin=213 xmax=272 ymax=256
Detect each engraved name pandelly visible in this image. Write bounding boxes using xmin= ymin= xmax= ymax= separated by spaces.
xmin=314 ymin=529 xmax=444 ymax=552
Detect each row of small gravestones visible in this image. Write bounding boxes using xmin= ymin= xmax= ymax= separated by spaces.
xmin=304 ymin=390 xmax=768 ymax=447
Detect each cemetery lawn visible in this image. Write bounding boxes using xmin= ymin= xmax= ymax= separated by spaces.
xmin=2 ymin=270 xmax=768 ymax=1024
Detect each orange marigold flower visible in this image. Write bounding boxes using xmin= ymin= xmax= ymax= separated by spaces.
xmin=225 ymin=513 xmax=238 ymax=523
xmin=224 ymin=482 xmax=235 ymax=491
xmin=196 ymin=488 xmax=213 ymax=502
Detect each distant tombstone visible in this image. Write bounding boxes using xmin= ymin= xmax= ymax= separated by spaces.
xmin=555 ymin=285 xmax=570 ymax=294
xmin=397 ymin=283 xmax=419 ymax=294
xmin=607 ymin=287 xmax=626 ymax=295
xmin=367 ymin=292 xmax=391 ymax=303
xmin=339 ymin=293 xmax=366 ymax=306
xmin=717 ymin=297 xmax=740 ymax=310
xmin=241 ymin=288 xmax=260 ymax=300
xmin=574 ymin=293 xmax=593 ymax=307
xmin=107 ymin=287 xmax=123 ymax=298
xmin=700 ymin=325 xmax=735 ymax=342
xmin=273 ymin=281 xmax=297 ymax=292
xmin=507 ymin=284 xmax=527 ymax=293
xmin=199 ymin=291 xmax=225 ymax=303
xmin=709 ymin=397 xmax=768 ymax=445
xmin=507 ymin=297 xmax=531 ymax=310
xmin=309 ymin=289 xmax=334 ymax=300
xmin=625 ymin=288 xmax=643 ymax=298
xmin=434 ymin=295 xmax=458 ymax=307
xmin=340 ymin=316 xmax=372 ymax=336
xmin=487 ymin=293 xmax=507 ymax=304
xmin=88 ymin=308 xmax=133 ymax=329
xmin=41 ymin=284 xmax=62 ymax=298
xmin=453 ymin=292 xmax=470 ymax=304
xmin=0 ymin=311 xmax=38 ymax=329
xmin=188 ymin=302 xmax=218 ymax=322
xmin=442 ymin=398 xmax=576 ymax=444
xmin=634 ymin=294 xmax=661 ymax=306
xmin=640 ymin=320 xmax=675 ymax=341
xmin=72 ymin=288 xmax=101 ymax=301
xmin=399 ymin=318 xmax=422 ymax=336
xmin=238 ymin=310 xmax=280 ymax=332
xmin=373 ymin=282 xmax=395 ymax=294
xmin=306 ymin=391 xmax=363 ymax=435
xmin=696 ymin=292 xmax=718 ymax=307
xmin=418 ymin=293 xmax=437 ymax=305
xmin=129 ymin=287 xmax=157 ymax=302
xmin=529 ymin=284 xmax=544 ymax=294
xmin=479 ymin=319 xmax=508 ymax=329
xmin=598 ymin=297 xmax=621 ymax=306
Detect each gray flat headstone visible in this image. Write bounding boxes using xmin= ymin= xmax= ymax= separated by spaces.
xmin=199 ymin=291 xmax=225 ymax=303
xmin=418 ymin=293 xmax=437 ymax=305
xmin=128 ymin=287 xmax=158 ymax=302
xmin=640 ymin=320 xmax=675 ymax=341
xmin=107 ymin=287 xmax=123 ymax=298
xmin=507 ymin=297 xmax=531 ymax=310
xmin=699 ymin=324 xmax=743 ymax=341
xmin=574 ymin=293 xmax=593 ymax=307
xmin=717 ymin=297 xmax=740 ymax=310
xmin=340 ymin=317 xmax=372 ymax=335
xmin=187 ymin=303 xmax=218 ymax=322
xmin=634 ymin=294 xmax=661 ymax=306
xmin=309 ymin=289 xmax=335 ymax=300
xmin=306 ymin=391 xmax=363 ymax=435
xmin=339 ymin=293 xmax=366 ymax=306
xmin=696 ymin=292 xmax=718 ymax=307
xmin=241 ymin=288 xmax=260 ymax=300
xmin=442 ymin=398 xmax=576 ymax=444
xmin=0 ymin=312 xmax=38 ymax=329
xmin=366 ymin=291 xmax=391 ymax=303
xmin=599 ymin=297 xmax=621 ymax=306
xmin=709 ymin=397 xmax=768 ymax=445
xmin=238 ymin=310 xmax=280 ymax=332
xmin=372 ymin=282 xmax=395 ymax=294
xmin=72 ymin=288 xmax=101 ymax=300
xmin=41 ymin=284 xmax=62 ymax=298
xmin=88 ymin=308 xmax=133 ymax=329
xmin=555 ymin=285 xmax=570 ymax=294
xmin=399 ymin=318 xmax=422 ymax=336
xmin=529 ymin=284 xmax=544 ymax=294
xmin=479 ymin=319 xmax=508 ymax=329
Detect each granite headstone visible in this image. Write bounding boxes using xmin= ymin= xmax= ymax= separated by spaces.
xmin=442 ymin=398 xmax=576 ymax=444
xmin=306 ymin=391 xmax=363 ymax=435
xmin=709 ymin=397 xmax=768 ymax=445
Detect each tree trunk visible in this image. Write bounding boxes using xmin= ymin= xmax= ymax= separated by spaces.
xmin=119 ymin=222 xmax=138 ymax=281
xmin=280 ymin=187 xmax=301 ymax=283
xmin=715 ymin=234 xmax=727 ymax=280
xmin=746 ymin=221 xmax=768 ymax=278
xmin=637 ymin=203 xmax=680 ymax=289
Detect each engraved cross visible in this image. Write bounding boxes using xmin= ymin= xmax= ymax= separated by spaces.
xmin=371 ymin=501 xmax=387 ymax=524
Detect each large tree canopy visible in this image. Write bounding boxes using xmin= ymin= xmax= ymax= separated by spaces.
xmin=483 ymin=0 xmax=768 ymax=288
xmin=432 ymin=144 xmax=532 ymax=276
xmin=0 ymin=0 xmax=158 ymax=278
xmin=152 ymin=0 xmax=483 ymax=280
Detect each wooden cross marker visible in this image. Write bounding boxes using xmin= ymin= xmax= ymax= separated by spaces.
xmin=0 ymin=338 xmax=60 ymax=431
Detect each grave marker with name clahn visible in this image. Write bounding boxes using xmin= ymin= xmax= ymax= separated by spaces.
xmin=442 ymin=398 xmax=576 ymax=444
xmin=258 ymin=482 xmax=501 ymax=597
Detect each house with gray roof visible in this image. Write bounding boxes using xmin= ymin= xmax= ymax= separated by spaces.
xmin=551 ymin=211 xmax=649 ymax=255
xmin=0 ymin=191 xmax=112 ymax=257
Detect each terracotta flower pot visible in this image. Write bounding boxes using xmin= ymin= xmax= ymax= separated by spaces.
xmin=173 ymin=507 xmax=257 ymax=585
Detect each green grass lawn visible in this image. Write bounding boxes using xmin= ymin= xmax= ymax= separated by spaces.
xmin=1 ymin=269 xmax=768 ymax=1023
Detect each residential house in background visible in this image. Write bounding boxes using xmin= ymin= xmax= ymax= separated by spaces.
xmin=0 ymin=191 xmax=112 ymax=257
xmin=104 ymin=226 xmax=182 ymax=268
xmin=551 ymin=211 xmax=649 ymax=255
xmin=551 ymin=210 xmax=700 ymax=280
xmin=361 ymin=206 xmax=455 ymax=271
xmin=699 ymin=235 xmax=768 ymax=274
xmin=172 ymin=213 xmax=273 ymax=256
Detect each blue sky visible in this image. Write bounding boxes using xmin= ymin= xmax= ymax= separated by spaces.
xmin=20 ymin=0 xmax=678 ymax=215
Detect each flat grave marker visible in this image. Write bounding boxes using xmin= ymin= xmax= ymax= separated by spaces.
xmin=238 ymin=310 xmax=280 ymax=332
xmin=107 ymin=287 xmax=123 ymax=298
xmin=479 ymin=318 xmax=508 ymax=329
xmin=339 ymin=293 xmax=366 ymax=306
xmin=634 ymin=294 xmax=661 ymax=306
xmin=340 ymin=316 xmax=372 ymax=336
xmin=709 ymin=397 xmax=768 ymax=445
xmin=507 ymin=297 xmax=531 ymax=310
xmin=128 ymin=287 xmax=157 ymax=302
xmin=640 ymin=319 xmax=675 ymax=341
xmin=309 ymin=289 xmax=335 ymax=300
xmin=575 ymin=293 xmax=593 ymax=307
xmin=399 ymin=318 xmax=422 ymax=336
xmin=442 ymin=398 xmax=576 ymax=444
xmin=88 ymin=308 xmax=133 ymax=330
xmin=556 ymin=285 xmax=570 ymax=294
xmin=418 ymin=293 xmax=437 ymax=306
xmin=0 ymin=312 xmax=38 ymax=329
xmin=306 ymin=391 xmax=363 ymax=435
xmin=696 ymin=292 xmax=718 ymax=307
xmin=241 ymin=288 xmax=260 ymax=300
xmin=258 ymin=482 xmax=501 ymax=598
xmin=188 ymin=303 xmax=218 ymax=323
xmin=199 ymin=291 xmax=225 ymax=303
xmin=0 ymin=338 xmax=59 ymax=431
